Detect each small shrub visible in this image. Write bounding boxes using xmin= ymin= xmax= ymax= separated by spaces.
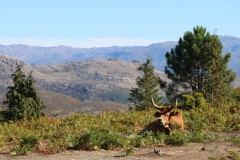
xmin=69 ymin=130 xmax=125 ymax=151
xmin=12 ymin=135 xmax=39 ymax=155
xmin=99 ymin=132 xmax=123 ymax=150
xmin=123 ymin=147 xmax=135 ymax=156
xmin=230 ymin=136 xmax=240 ymax=146
xmin=164 ymin=131 xmax=192 ymax=146
xmin=228 ymin=151 xmax=240 ymax=160
xmin=128 ymin=134 xmax=145 ymax=147
xmin=73 ymin=133 xmax=92 ymax=150
xmin=181 ymin=92 xmax=206 ymax=110
xmin=129 ymin=132 xmax=167 ymax=147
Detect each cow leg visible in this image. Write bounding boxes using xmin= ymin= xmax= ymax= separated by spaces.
xmin=168 ymin=123 xmax=174 ymax=131
xmin=163 ymin=126 xmax=172 ymax=135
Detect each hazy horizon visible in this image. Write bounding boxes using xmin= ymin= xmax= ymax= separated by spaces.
xmin=0 ymin=1 xmax=239 ymax=48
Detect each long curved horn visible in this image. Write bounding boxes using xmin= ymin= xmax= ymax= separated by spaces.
xmin=175 ymin=98 xmax=178 ymax=107
xmin=150 ymin=96 xmax=162 ymax=109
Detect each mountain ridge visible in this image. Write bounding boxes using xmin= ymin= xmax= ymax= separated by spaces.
xmin=0 ymin=35 xmax=239 ymax=76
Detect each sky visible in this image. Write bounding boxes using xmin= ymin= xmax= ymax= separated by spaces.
xmin=0 ymin=0 xmax=239 ymax=48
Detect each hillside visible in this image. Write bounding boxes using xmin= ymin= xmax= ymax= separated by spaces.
xmin=31 ymin=59 xmax=167 ymax=102
xmin=0 ymin=55 xmax=168 ymax=104
xmin=0 ymin=54 xmax=55 ymax=94
xmin=0 ymin=90 xmax=129 ymax=116
xmin=0 ymin=91 xmax=83 ymax=116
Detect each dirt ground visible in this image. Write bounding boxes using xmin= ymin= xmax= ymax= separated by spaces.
xmin=0 ymin=132 xmax=240 ymax=160
xmin=0 ymin=141 xmax=239 ymax=160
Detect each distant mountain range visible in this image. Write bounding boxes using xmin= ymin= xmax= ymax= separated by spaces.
xmin=0 ymin=41 xmax=175 ymax=71
xmin=1 ymin=35 xmax=239 ymax=76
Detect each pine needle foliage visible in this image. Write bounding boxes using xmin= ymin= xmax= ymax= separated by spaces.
xmin=3 ymin=64 xmax=45 ymax=121
xmin=129 ymin=58 xmax=162 ymax=110
xmin=165 ymin=26 xmax=236 ymax=103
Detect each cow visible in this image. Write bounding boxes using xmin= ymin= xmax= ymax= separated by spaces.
xmin=151 ymin=96 xmax=184 ymax=131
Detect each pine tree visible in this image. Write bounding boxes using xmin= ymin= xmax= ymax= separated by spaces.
xmin=129 ymin=58 xmax=162 ymax=110
xmin=3 ymin=64 xmax=46 ymax=121
xmin=165 ymin=26 xmax=236 ymax=103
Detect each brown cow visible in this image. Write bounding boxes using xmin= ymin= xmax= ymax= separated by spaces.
xmin=151 ymin=96 xmax=184 ymax=131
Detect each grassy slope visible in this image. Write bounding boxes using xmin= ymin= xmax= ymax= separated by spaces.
xmin=0 ymin=90 xmax=129 ymax=116
xmin=0 ymin=103 xmax=239 ymax=156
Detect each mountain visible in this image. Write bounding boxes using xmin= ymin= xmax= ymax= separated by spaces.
xmin=0 ymin=42 xmax=176 ymax=71
xmin=0 ymin=54 xmax=168 ymax=104
xmin=0 ymin=35 xmax=239 ymax=103
xmin=0 ymin=36 xmax=240 ymax=76
xmin=0 ymin=55 xmax=148 ymax=113
xmin=219 ymin=36 xmax=240 ymax=75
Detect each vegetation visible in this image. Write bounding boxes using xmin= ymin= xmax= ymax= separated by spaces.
xmin=209 ymin=151 xmax=240 ymax=160
xmin=98 ymin=88 xmax=130 ymax=103
xmin=74 ymin=87 xmax=130 ymax=104
xmin=165 ymin=26 xmax=236 ymax=103
xmin=3 ymin=64 xmax=45 ymax=121
xmin=129 ymin=58 xmax=163 ymax=110
xmin=0 ymin=100 xmax=239 ymax=155
xmin=181 ymin=92 xmax=206 ymax=110
xmin=0 ymin=88 xmax=240 ymax=156
xmin=0 ymin=26 xmax=239 ymax=158
xmin=232 ymin=87 xmax=240 ymax=102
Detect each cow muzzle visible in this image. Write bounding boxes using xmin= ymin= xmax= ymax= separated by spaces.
xmin=157 ymin=118 xmax=165 ymax=125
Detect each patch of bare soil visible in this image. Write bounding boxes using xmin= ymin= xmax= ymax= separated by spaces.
xmin=0 ymin=132 xmax=239 ymax=160
xmin=0 ymin=142 xmax=239 ymax=160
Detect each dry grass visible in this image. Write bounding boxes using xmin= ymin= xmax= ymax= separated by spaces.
xmin=0 ymin=91 xmax=129 ymax=116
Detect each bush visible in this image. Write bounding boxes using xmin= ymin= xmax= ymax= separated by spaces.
xmin=164 ymin=131 xmax=192 ymax=146
xmin=73 ymin=133 xmax=92 ymax=150
xmin=11 ymin=135 xmax=39 ymax=155
xmin=181 ymin=92 xmax=206 ymax=110
xmin=68 ymin=130 xmax=125 ymax=150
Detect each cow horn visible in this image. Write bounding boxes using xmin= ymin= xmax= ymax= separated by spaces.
xmin=175 ymin=98 xmax=178 ymax=107
xmin=150 ymin=96 xmax=162 ymax=109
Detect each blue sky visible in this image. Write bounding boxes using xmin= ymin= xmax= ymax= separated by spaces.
xmin=0 ymin=0 xmax=239 ymax=47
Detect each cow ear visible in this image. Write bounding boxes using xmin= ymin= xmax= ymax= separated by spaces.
xmin=154 ymin=112 xmax=161 ymax=117
xmin=170 ymin=111 xmax=178 ymax=116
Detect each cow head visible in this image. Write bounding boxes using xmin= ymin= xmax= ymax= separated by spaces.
xmin=151 ymin=96 xmax=177 ymax=123
xmin=151 ymin=96 xmax=184 ymax=131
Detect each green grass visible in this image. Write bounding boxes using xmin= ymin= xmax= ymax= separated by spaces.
xmin=0 ymin=102 xmax=239 ymax=155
